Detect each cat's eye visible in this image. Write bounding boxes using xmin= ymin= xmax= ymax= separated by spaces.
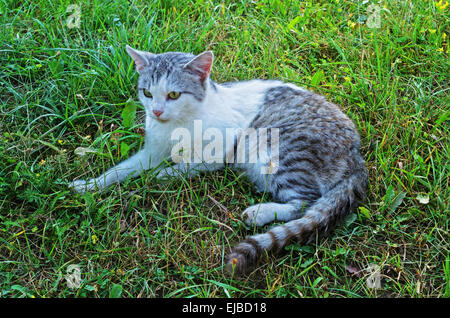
xmin=143 ymin=89 xmax=153 ymax=98
xmin=168 ymin=91 xmax=181 ymax=100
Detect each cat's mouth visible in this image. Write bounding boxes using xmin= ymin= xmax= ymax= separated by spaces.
xmin=154 ymin=116 xmax=169 ymax=123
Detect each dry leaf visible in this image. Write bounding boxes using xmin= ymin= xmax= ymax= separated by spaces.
xmin=74 ymin=147 xmax=96 ymax=156
xmin=416 ymin=194 xmax=429 ymax=204
xmin=345 ymin=264 xmax=362 ymax=277
xmin=366 ymin=264 xmax=382 ymax=289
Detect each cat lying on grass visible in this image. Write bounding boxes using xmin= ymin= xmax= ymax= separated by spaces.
xmin=70 ymin=46 xmax=367 ymax=275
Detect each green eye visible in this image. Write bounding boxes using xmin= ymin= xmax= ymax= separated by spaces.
xmin=143 ymin=89 xmax=152 ymax=98
xmin=168 ymin=91 xmax=181 ymax=100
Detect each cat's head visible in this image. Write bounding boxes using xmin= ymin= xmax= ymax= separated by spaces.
xmin=126 ymin=45 xmax=213 ymax=122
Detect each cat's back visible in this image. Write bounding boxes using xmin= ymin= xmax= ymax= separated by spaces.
xmin=243 ymin=81 xmax=364 ymax=197
xmin=250 ymin=82 xmax=360 ymax=153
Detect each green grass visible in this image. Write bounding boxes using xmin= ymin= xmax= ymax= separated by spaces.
xmin=0 ymin=0 xmax=448 ymax=298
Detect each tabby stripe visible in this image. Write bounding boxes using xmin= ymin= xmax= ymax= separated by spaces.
xmin=245 ymin=237 xmax=263 ymax=256
xmin=284 ymin=177 xmax=320 ymax=191
xmin=275 ymin=166 xmax=314 ymax=178
xmin=309 ymin=148 xmax=325 ymax=166
xmin=279 ymin=153 xmax=320 ymax=169
xmin=267 ymin=230 xmax=279 ymax=251
xmin=281 ymin=224 xmax=295 ymax=246
xmin=285 ymin=135 xmax=310 ymax=145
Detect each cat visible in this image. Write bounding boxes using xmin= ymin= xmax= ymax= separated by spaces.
xmin=70 ymin=46 xmax=368 ymax=275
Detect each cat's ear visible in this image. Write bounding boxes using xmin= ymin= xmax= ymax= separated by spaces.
xmin=184 ymin=51 xmax=214 ymax=82
xmin=126 ymin=45 xmax=155 ymax=73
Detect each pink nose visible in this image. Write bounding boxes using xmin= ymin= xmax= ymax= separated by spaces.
xmin=153 ymin=109 xmax=163 ymax=117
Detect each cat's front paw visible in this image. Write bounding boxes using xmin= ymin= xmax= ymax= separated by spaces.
xmin=69 ymin=179 xmax=97 ymax=194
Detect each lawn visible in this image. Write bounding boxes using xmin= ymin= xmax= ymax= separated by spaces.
xmin=0 ymin=0 xmax=448 ymax=298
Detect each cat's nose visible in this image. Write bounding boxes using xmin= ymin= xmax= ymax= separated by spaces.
xmin=152 ymin=109 xmax=163 ymax=117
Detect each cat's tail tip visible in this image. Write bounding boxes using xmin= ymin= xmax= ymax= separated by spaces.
xmin=225 ymin=253 xmax=247 ymax=276
xmin=225 ymin=241 xmax=260 ymax=276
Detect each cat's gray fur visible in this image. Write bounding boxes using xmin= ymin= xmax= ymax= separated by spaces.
xmin=227 ymin=85 xmax=367 ymax=274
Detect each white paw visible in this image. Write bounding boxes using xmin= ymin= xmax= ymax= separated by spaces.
xmin=69 ymin=179 xmax=97 ymax=194
xmin=241 ymin=204 xmax=275 ymax=227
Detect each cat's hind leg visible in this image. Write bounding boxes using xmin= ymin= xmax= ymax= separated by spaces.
xmin=241 ymin=199 xmax=307 ymax=227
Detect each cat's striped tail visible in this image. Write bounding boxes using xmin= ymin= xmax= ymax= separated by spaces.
xmin=225 ymin=169 xmax=367 ymax=275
